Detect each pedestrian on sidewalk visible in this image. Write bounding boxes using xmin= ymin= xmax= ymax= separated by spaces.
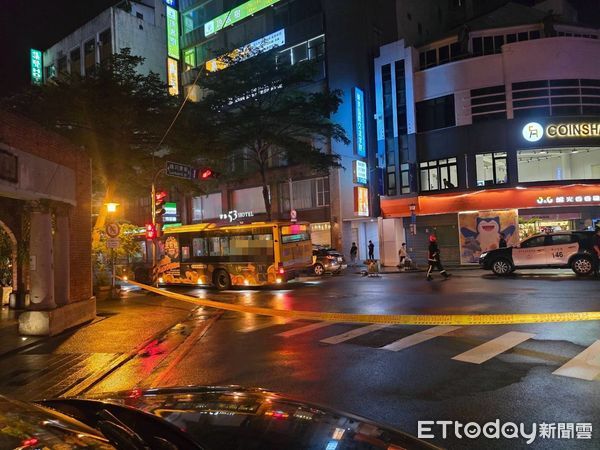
xmin=499 ymin=232 xmax=507 ymax=248
xmin=426 ymin=235 xmax=451 ymax=281
xmin=350 ymin=242 xmax=358 ymax=266
xmin=398 ymin=243 xmax=407 ymax=270
xmin=368 ymin=240 xmax=375 ymax=260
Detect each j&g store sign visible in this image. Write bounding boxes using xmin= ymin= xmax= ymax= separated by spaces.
xmin=522 ymin=121 xmax=600 ymax=142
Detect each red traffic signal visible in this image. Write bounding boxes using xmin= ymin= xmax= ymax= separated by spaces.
xmin=196 ymin=167 xmax=218 ymax=180
xmin=154 ymin=190 xmax=167 ymax=223
xmin=145 ymin=223 xmax=157 ymax=240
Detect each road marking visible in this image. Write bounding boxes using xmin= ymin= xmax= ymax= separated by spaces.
xmin=380 ymin=326 xmax=461 ymax=352
xmin=277 ymin=322 xmax=331 ymax=338
xmin=553 ymin=340 xmax=600 ymax=381
xmin=321 ymin=324 xmax=388 ymax=345
xmin=452 ymin=331 xmax=535 ymax=364
xmin=238 ymin=318 xmax=293 ymax=333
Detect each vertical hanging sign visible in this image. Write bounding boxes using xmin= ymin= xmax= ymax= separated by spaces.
xmin=167 ymin=58 xmax=179 ymax=96
xmin=30 ymin=49 xmax=43 ymax=85
xmin=354 ymin=87 xmax=366 ymax=157
xmin=166 ymin=5 xmax=180 ymax=60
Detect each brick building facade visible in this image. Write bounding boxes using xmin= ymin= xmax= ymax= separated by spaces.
xmin=0 ymin=110 xmax=95 ymax=335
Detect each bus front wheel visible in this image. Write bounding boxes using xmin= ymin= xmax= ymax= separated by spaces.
xmin=213 ymin=269 xmax=231 ymax=290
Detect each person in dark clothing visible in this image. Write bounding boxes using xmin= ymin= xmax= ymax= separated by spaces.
xmin=593 ymin=227 xmax=600 ymax=277
xmin=426 ymin=235 xmax=450 ymax=281
xmin=368 ymin=240 xmax=375 ymax=260
xmin=498 ymin=232 xmax=507 ymax=249
xmin=350 ymin=242 xmax=358 ymax=266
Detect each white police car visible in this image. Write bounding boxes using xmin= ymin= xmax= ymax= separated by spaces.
xmin=479 ymin=231 xmax=597 ymax=276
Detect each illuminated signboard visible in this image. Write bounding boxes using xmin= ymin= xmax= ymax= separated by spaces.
xmin=166 ymin=6 xmax=180 ymax=60
xmin=164 ymin=202 xmax=178 ymax=222
xmin=164 ymin=0 xmax=177 ymax=7
xmin=523 ymin=121 xmax=600 ymax=142
xmin=30 ymin=49 xmax=43 ymax=85
xmin=204 ymin=0 xmax=281 ymax=37
xmin=220 ymin=210 xmax=254 ymax=222
xmin=354 ymin=87 xmax=366 ymax=157
xmin=354 ymin=186 xmax=369 ymax=217
xmin=206 ymin=29 xmax=285 ymax=72
xmin=353 ymin=160 xmax=368 ymax=185
xmin=167 ymin=58 xmax=179 ymax=96
xmin=536 ymin=194 xmax=600 ymax=205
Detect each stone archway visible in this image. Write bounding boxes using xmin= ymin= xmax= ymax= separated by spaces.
xmin=0 ymin=220 xmax=17 ymax=305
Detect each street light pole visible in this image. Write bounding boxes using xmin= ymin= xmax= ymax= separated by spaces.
xmin=151 ymin=168 xmax=166 ymax=283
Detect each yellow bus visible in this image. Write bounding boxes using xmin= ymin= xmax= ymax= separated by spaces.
xmin=130 ymin=221 xmax=313 ymax=290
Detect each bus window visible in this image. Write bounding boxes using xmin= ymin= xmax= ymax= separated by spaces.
xmin=208 ymin=237 xmax=221 ymax=256
xmin=181 ymin=245 xmax=191 ymax=261
xmin=282 ymin=232 xmax=310 ymax=243
xmin=193 ymin=238 xmax=208 ymax=257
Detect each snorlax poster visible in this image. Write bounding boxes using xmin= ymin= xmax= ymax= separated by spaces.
xmin=458 ymin=209 xmax=519 ymax=264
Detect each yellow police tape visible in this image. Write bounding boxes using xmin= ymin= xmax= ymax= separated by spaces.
xmin=122 ymin=279 xmax=600 ymax=326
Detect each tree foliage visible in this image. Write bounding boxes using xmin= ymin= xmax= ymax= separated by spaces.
xmin=198 ymin=50 xmax=349 ymax=220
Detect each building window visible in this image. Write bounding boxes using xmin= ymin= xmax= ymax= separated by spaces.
xmin=420 ymin=158 xmax=458 ymax=191
xmin=192 ymin=192 xmax=222 ymax=221
xmin=517 ymin=147 xmax=600 ymax=183
xmin=45 ymin=65 xmax=56 ymax=79
xmin=476 ymin=152 xmax=507 ymax=186
xmin=99 ymin=28 xmax=112 ymax=63
xmin=69 ymin=48 xmax=81 ymax=76
xmin=184 ymin=48 xmax=196 ymax=70
xmin=277 ymin=35 xmax=326 ymax=78
xmin=279 ymin=177 xmax=329 ymax=211
xmin=232 ymin=186 xmax=268 ymax=214
xmin=382 ymin=63 xmax=396 ymax=196
xmin=471 ymin=85 xmax=506 ymax=122
xmin=57 ymin=55 xmax=67 ymax=75
xmin=84 ymin=39 xmax=96 ymax=72
xmin=416 ymin=95 xmax=455 ymax=132
xmin=400 ymin=163 xmax=410 ymax=194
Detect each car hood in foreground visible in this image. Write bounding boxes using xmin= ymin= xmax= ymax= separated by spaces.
xmin=43 ymin=386 xmax=440 ymax=450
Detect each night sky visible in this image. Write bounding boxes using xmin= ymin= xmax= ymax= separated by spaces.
xmin=1 ymin=0 xmax=599 ymax=99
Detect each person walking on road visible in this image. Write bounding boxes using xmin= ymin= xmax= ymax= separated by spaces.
xmin=398 ymin=243 xmax=407 ymax=269
xmin=426 ymin=235 xmax=451 ymax=281
xmin=368 ymin=240 xmax=375 ymax=260
xmin=593 ymin=226 xmax=600 ymax=277
xmin=350 ymin=242 xmax=358 ymax=266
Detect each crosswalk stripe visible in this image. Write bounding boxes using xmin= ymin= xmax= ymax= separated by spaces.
xmin=277 ymin=322 xmax=331 ymax=338
xmin=238 ymin=319 xmax=293 ymax=333
xmin=380 ymin=326 xmax=461 ymax=352
xmin=320 ymin=324 xmax=388 ymax=345
xmin=452 ymin=331 xmax=535 ymax=364
xmin=553 ymin=340 xmax=600 ymax=381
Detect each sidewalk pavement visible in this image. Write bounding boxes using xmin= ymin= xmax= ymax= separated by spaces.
xmin=0 ymin=289 xmax=197 ymax=359
xmin=351 ymin=263 xmax=481 ymax=274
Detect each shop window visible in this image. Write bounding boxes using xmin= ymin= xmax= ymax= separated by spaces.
xmin=279 ymin=177 xmax=329 ymax=211
xmin=192 ymin=192 xmax=222 ymax=221
xmin=476 ymin=152 xmax=507 ymax=186
xmin=517 ymin=147 xmax=600 ymax=183
xmin=69 ymin=47 xmax=81 ymax=76
xmin=232 ymin=186 xmax=268 ymax=214
xmin=419 ymin=157 xmax=458 ymax=191
xmin=416 ymin=95 xmax=455 ymax=132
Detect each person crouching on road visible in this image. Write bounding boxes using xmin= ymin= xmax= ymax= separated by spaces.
xmin=426 ymin=235 xmax=451 ymax=281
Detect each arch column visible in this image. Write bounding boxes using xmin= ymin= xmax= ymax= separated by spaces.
xmin=29 ymin=209 xmax=56 ymax=310
xmin=53 ymin=211 xmax=70 ymax=306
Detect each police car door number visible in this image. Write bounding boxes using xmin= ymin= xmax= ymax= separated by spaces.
xmin=551 ymin=251 xmax=563 ymax=258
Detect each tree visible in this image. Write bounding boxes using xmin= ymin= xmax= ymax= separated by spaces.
xmin=2 ymin=49 xmax=204 ymax=242
xmin=198 ymin=50 xmax=349 ymax=220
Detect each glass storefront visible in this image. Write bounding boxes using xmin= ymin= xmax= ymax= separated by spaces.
xmin=517 ymin=146 xmax=600 ymax=182
xmin=518 ymin=214 xmax=581 ymax=239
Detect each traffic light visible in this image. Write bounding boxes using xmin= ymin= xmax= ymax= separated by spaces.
xmin=154 ymin=190 xmax=167 ymax=224
xmin=196 ymin=167 xmax=218 ymax=180
xmin=145 ymin=223 xmax=157 ymax=240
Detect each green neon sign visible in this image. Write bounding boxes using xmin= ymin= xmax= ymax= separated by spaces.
xmin=30 ymin=49 xmax=43 ymax=85
xmin=166 ymin=5 xmax=180 ymax=60
xmin=204 ymin=0 xmax=280 ymax=37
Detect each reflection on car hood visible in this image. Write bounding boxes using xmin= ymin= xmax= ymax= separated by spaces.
xmin=80 ymin=386 xmax=440 ymax=450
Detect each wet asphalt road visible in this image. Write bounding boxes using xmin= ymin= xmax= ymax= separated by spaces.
xmin=139 ymin=269 xmax=600 ymax=450
xmin=0 ymin=268 xmax=597 ymax=449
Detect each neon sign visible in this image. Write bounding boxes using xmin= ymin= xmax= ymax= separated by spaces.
xmin=522 ymin=122 xmax=543 ymax=142
xmin=354 ymin=87 xmax=366 ymax=157
xmin=167 ymin=58 xmax=179 ymax=96
xmin=353 ymin=160 xmax=368 ymax=185
xmin=523 ymin=121 xmax=600 ymax=141
xmin=354 ymin=187 xmax=369 ymax=217
xmin=204 ymin=0 xmax=281 ymax=37
xmin=536 ymin=194 xmax=600 ymax=205
xmin=30 ymin=49 xmax=43 ymax=85
xmin=206 ymin=29 xmax=285 ymax=72
xmin=166 ymin=6 xmax=180 ymax=60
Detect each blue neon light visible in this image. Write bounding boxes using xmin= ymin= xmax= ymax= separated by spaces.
xmin=354 ymin=87 xmax=366 ymax=157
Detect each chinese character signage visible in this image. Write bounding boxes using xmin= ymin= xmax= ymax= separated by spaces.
xmin=206 ymin=29 xmax=285 ymax=72
xmin=536 ymin=194 xmax=600 ymax=205
xmin=30 ymin=49 xmax=43 ymax=85
xmin=164 ymin=202 xmax=178 ymax=223
xmin=166 ymin=6 xmax=180 ymax=60
xmin=354 ymin=186 xmax=369 ymax=217
xmin=167 ymin=58 xmax=179 ymax=96
xmin=353 ymin=160 xmax=368 ymax=185
xmin=354 ymin=87 xmax=366 ymax=157
xmin=204 ymin=0 xmax=281 ymax=37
